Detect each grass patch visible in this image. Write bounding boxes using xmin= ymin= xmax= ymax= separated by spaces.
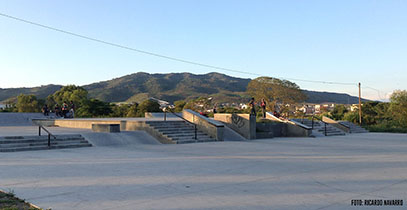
xmin=0 ymin=190 xmax=42 ymax=210
xmin=364 ymin=124 xmax=407 ymax=133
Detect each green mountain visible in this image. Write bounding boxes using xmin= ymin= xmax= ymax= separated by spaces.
xmin=0 ymin=85 xmax=62 ymax=102
xmin=83 ymin=72 xmax=250 ymax=103
xmin=0 ymin=72 xmax=367 ymax=104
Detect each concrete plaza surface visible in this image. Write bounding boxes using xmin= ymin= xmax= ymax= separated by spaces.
xmin=1 ymin=131 xmax=407 ymax=210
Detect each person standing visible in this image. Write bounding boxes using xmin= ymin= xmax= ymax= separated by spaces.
xmin=42 ymin=104 xmax=49 ymax=116
xmin=54 ymin=104 xmax=61 ymax=117
xmin=249 ymin=97 xmax=256 ymax=116
xmin=261 ymin=98 xmax=267 ymax=118
xmin=69 ymin=101 xmax=75 ymax=118
xmin=62 ymin=101 xmax=68 ymax=118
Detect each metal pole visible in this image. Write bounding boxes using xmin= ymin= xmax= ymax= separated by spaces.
xmin=324 ymin=123 xmax=327 ymax=136
xmin=48 ymin=134 xmax=51 ymax=147
xmin=164 ymin=110 xmax=167 ymax=121
xmin=312 ymin=117 xmax=314 ymax=129
xmin=39 ymin=126 xmax=41 ymax=136
xmin=358 ymin=82 xmax=362 ymax=125
xmin=194 ymin=124 xmax=197 ymax=140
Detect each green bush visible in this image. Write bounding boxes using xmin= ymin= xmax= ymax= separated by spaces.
xmin=364 ymin=123 xmax=407 ymax=133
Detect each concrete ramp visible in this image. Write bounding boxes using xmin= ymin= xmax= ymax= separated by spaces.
xmin=222 ymin=125 xmax=247 ymax=141
xmin=82 ymin=131 xmax=161 ymax=147
xmin=0 ymin=113 xmax=48 ymax=126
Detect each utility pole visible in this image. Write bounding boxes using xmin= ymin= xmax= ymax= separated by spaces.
xmin=358 ymin=82 xmax=362 ymax=125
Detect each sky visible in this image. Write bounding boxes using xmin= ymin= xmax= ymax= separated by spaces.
xmin=0 ymin=0 xmax=406 ymax=101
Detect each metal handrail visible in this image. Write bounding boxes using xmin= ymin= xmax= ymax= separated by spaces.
xmin=164 ymin=109 xmax=198 ymax=140
xmin=312 ymin=115 xmax=328 ymax=136
xmin=38 ymin=125 xmax=57 ymax=147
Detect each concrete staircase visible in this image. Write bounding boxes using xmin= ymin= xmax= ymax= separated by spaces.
xmin=146 ymin=121 xmax=217 ymax=144
xmin=291 ymin=119 xmax=346 ymax=136
xmin=339 ymin=121 xmax=369 ymax=133
xmin=0 ymin=134 xmax=92 ymax=152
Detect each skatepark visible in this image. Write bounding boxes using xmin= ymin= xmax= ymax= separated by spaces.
xmin=0 ymin=112 xmax=406 ymax=210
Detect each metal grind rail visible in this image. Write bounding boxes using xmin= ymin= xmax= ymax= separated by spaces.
xmin=164 ymin=110 xmax=198 ymax=140
xmin=311 ymin=115 xmax=328 ymax=136
xmin=38 ymin=125 xmax=57 ymax=147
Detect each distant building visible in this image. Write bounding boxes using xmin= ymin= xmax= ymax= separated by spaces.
xmin=297 ymin=105 xmax=315 ymax=115
xmin=350 ymin=104 xmax=359 ymax=112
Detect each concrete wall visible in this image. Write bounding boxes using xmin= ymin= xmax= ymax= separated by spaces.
xmin=183 ymin=110 xmax=224 ymax=141
xmin=256 ymin=122 xmax=285 ymax=137
xmin=214 ymin=113 xmax=256 ymax=139
xmin=92 ymin=124 xmax=120 ymax=133
xmin=286 ymin=123 xmax=311 ymax=137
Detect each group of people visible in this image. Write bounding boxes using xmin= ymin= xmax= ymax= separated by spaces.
xmin=249 ymin=98 xmax=268 ymax=118
xmin=42 ymin=101 xmax=75 ymax=118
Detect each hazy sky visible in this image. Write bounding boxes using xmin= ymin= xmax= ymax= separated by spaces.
xmin=1 ymin=0 xmax=406 ymax=101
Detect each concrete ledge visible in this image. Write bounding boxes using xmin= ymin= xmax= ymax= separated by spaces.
xmin=266 ymin=112 xmax=312 ymax=137
xmin=92 ymin=124 xmax=120 ymax=133
xmin=33 ymin=119 xmax=128 ymax=130
xmin=323 ymin=116 xmax=350 ymax=133
xmin=145 ymin=112 xmax=182 ymax=119
xmin=183 ymin=109 xmax=224 ymax=141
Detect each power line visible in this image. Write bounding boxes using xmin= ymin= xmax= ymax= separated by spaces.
xmin=0 ymin=12 xmax=357 ymax=86
xmin=363 ymin=85 xmax=387 ymax=101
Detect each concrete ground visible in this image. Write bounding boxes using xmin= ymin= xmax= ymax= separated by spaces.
xmin=1 ymin=126 xmax=407 ymax=210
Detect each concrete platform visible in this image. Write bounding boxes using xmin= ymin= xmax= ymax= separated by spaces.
xmin=1 ymin=131 xmax=406 ymax=210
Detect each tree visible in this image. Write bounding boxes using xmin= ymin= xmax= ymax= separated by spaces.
xmin=173 ymin=100 xmax=186 ymax=112
xmin=330 ymin=104 xmax=348 ymax=120
xmin=16 ymin=94 xmax=41 ymax=113
xmin=47 ymin=85 xmax=88 ymax=108
xmin=75 ymin=99 xmax=112 ymax=118
xmin=389 ymin=90 xmax=407 ymax=127
xmin=126 ymin=103 xmax=139 ymax=117
xmin=137 ymin=100 xmax=161 ymax=117
xmin=110 ymin=104 xmax=130 ymax=117
xmin=344 ymin=111 xmax=359 ymax=124
xmin=247 ymin=77 xmax=306 ymax=113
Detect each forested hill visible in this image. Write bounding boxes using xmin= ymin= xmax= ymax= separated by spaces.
xmin=0 ymin=85 xmax=62 ymax=102
xmin=0 ymin=72 xmax=367 ymax=104
xmin=83 ymin=72 xmax=250 ymax=103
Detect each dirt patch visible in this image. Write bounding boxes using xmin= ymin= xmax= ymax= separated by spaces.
xmin=0 ymin=190 xmax=42 ymax=210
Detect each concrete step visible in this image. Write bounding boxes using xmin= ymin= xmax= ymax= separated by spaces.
xmin=146 ymin=120 xmax=217 ymax=144
xmin=163 ymin=132 xmax=207 ymax=137
xmin=175 ymin=138 xmax=217 ymax=144
xmin=170 ymin=135 xmax=210 ymax=140
xmin=339 ymin=121 xmax=369 ymax=133
xmin=156 ymin=128 xmax=196 ymax=132
xmin=0 ymin=143 xmax=92 ymax=152
xmin=0 ymin=137 xmax=85 ymax=144
xmin=146 ymin=122 xmax=188 ymax=126
xmin=0 ymin=134 xmax=92 ymax=152
xmin=160 ymin=130 xmax=201 ymax=135
xmin=151 ymin=125 xmax=195 ymax=129
xmin=0 ymin=140 xmax=89 ymax=148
